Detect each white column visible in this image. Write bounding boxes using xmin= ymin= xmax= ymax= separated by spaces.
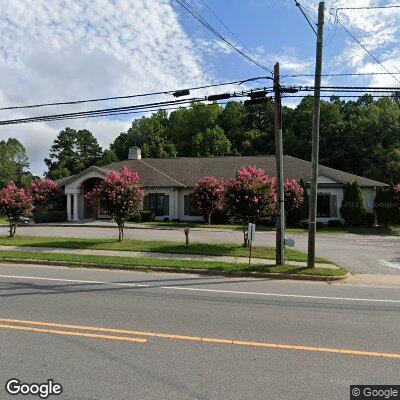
xmin=73 ymin=194 xmax=79 ymax=222
xmin=67 ymin=194 xmax=72 ymax=221
xmin=174 ymin=189 xmax=179 ymax=220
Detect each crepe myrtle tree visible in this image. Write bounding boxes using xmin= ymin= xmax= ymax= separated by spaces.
xmin=225 ymin=166 xmax=276 ymax=247
xmin=0 ymin=183 xmax=33 ymax=238
xmin=193 ymin=176 xmax=225 ymax=225
xmin=281 ymin=179 xmax=305 ymax=225
xmin=283 ymin=179 xmax=304 ymax=213
xmin=30 ymin=179 xmax=62 ymax=210
xmin=86 ymin=166 xmax=143 ymax=241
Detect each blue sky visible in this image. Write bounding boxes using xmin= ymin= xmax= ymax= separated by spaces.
xmin=0 ymin=0 xmax=399 ymax=175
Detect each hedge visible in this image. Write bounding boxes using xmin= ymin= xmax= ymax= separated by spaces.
xmin=32 ymin=210 xmax=68 ymax=223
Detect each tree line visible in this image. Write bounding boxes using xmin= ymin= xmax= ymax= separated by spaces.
xmin=1 ymin=94 xmax=399 ymax=187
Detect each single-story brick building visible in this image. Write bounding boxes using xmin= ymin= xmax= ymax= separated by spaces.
xmin=58 ymin=146 xmax=386 ymax=223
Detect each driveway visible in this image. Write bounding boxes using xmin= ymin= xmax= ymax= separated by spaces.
xmin=2 ymin=223 xmax=400 ymax=275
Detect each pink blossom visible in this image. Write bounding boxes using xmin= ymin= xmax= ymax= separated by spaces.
xmin=281 ymin=179 xmax=304 ymax=213
xmin=225 ymin=165 xmax=276 ymax=224
xmin=30 ymin=179 xmax=61 ymax=208
xmin=0 ymin=183 xmax=33 ymax=237
xmin=193 ymin=176 xmax=225 ymax=224
xmin=85 ymin=167 xmax=143 ymax=241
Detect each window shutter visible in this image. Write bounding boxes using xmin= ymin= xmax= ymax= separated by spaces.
xmin=330 ymin=195 xmax=337 ymax=217
xmin=163 ymin=195 xmax=169 ymax=216
xmin=184 ymin=195 xmax=190 ymax=216
xmin=143 ymin=195 xmax=149 ymax=210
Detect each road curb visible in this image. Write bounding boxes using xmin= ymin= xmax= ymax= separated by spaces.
xmin=0 ymin=258 xmax=350 ymax=282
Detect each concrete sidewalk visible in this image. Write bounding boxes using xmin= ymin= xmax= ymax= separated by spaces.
xmin=0 ymin=245 xmax=338 ymax=269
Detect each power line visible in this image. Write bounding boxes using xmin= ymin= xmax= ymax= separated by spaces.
xmin=3 ymin=83 xmax=399 ymax=126
xmin=0 ymin=97 xmax=204 ymax=125
xmin=0 ymin=76 xmax=269 ymax=111
xmin=0 ymin=91 xmax=253 ymax=126
xmin=197 ymin=0 xmax=251 ymax=52
xmin=175 ymin=0 xmax=273 ymax=74
xmin=282 ymin=94 xmax=398 ymax=99
xmin=297 ymin=85 xmax=400 ymax=91
xmin=336 ymin=5 xmax=400 ymax=11
xmin=17 ymin=101 xmax=233 ymax=124
xmin=329 ymin=10 xmax=400 ymax=85
xmin=283 ymin=71 xmax=400 ymax=78
xmin=294 ymin=1 xmax=318 ymax=36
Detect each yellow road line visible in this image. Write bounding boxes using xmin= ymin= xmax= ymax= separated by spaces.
xmin=0 ymin=318 xmax=399 ymax=359
xmin=0 ymin=324 xmax=147 ymax=343
xmin=0 ymin=317 xmax=157 ymax=337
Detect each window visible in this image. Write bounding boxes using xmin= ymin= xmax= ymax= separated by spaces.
xmin=144 ymin=194 xmax=169 ymax=216
xmin=184 ymin=194 xmax=200 ymax=216
xmin=317 ymin=193 xmax=337 ymax=218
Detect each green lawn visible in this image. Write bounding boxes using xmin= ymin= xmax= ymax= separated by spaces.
xmin=0 ymin=235 xmax=330 ymax=263
xmin=0 ymin=250 xmax=348 ymax=277
xmin=0 ymin=218 xmax=6 ymax=225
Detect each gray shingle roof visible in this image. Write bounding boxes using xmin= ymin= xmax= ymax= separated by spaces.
xmin=59 ymin=155 xmax=387 ymax=188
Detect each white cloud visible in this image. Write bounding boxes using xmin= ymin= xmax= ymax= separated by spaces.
xmin=0 ymin=0 xmax=212 ymax=176
xmin=302 ymin=0 xmax=400 ymax=83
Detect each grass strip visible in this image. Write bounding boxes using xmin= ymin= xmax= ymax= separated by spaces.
xmin=0 ymin=250 xmax=347 ymax=277
xmin=0 ymin=236 xmax=331 ymax=263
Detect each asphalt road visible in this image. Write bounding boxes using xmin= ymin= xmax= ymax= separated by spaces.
xmin=0 ymin=263 xmax=399 ymax=400
xmin=7 ymin=224 xmax=400 ymax=275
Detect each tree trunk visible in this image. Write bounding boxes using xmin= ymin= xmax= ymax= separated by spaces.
xmin=9 ymin=223 xmax=16 ymax=238
xmin=118 ymin=222 xmax=124 ymax=242
xmin=207 ymin=212 xmax=212 ymax=226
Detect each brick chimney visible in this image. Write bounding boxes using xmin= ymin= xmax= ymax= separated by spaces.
xmin=128 ymin=146 xmax=141 ymax=160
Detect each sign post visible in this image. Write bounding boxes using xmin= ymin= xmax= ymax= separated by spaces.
xmin=248 ymin=223 xmax=256 ymax=265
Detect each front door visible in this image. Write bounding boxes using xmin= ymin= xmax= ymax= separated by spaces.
xmin=83 ymin=178 xmax=103 ymax=219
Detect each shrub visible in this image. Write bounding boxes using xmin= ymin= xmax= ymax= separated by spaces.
xmin=328 ymin=219 xmax=343 ymax=227
xmin=375 ymin=185 xmax=400 ymax=225
xmin=211 ymin=210 xmax=230 ymax=224
xmin=127 ymin=212 xmax=142 ymax=223
xmin=140 ymin=210 xmax=155 ymax=222
xmin=363 ymin=212 xmax=375 ymax=226
xmin=33 ymin=210 xmax=68 ymax=223
xmin=298 ymin=220 xmax=324 ymax=229
xmin=340 ymin=182 xmax=366 ymax=226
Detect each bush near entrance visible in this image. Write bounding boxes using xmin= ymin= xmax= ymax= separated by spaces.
xmin=340 ymin=182 xmax=366 ymax=226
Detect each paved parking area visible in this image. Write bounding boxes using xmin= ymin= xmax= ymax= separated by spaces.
xmin=1 ymin=224 xmax=399 ymax=275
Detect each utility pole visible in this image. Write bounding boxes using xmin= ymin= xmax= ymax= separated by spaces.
xmin=274 ymin=62 xmax=285 ymax=265
xmin=307 ymin=1 xmax=325 ymax=268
